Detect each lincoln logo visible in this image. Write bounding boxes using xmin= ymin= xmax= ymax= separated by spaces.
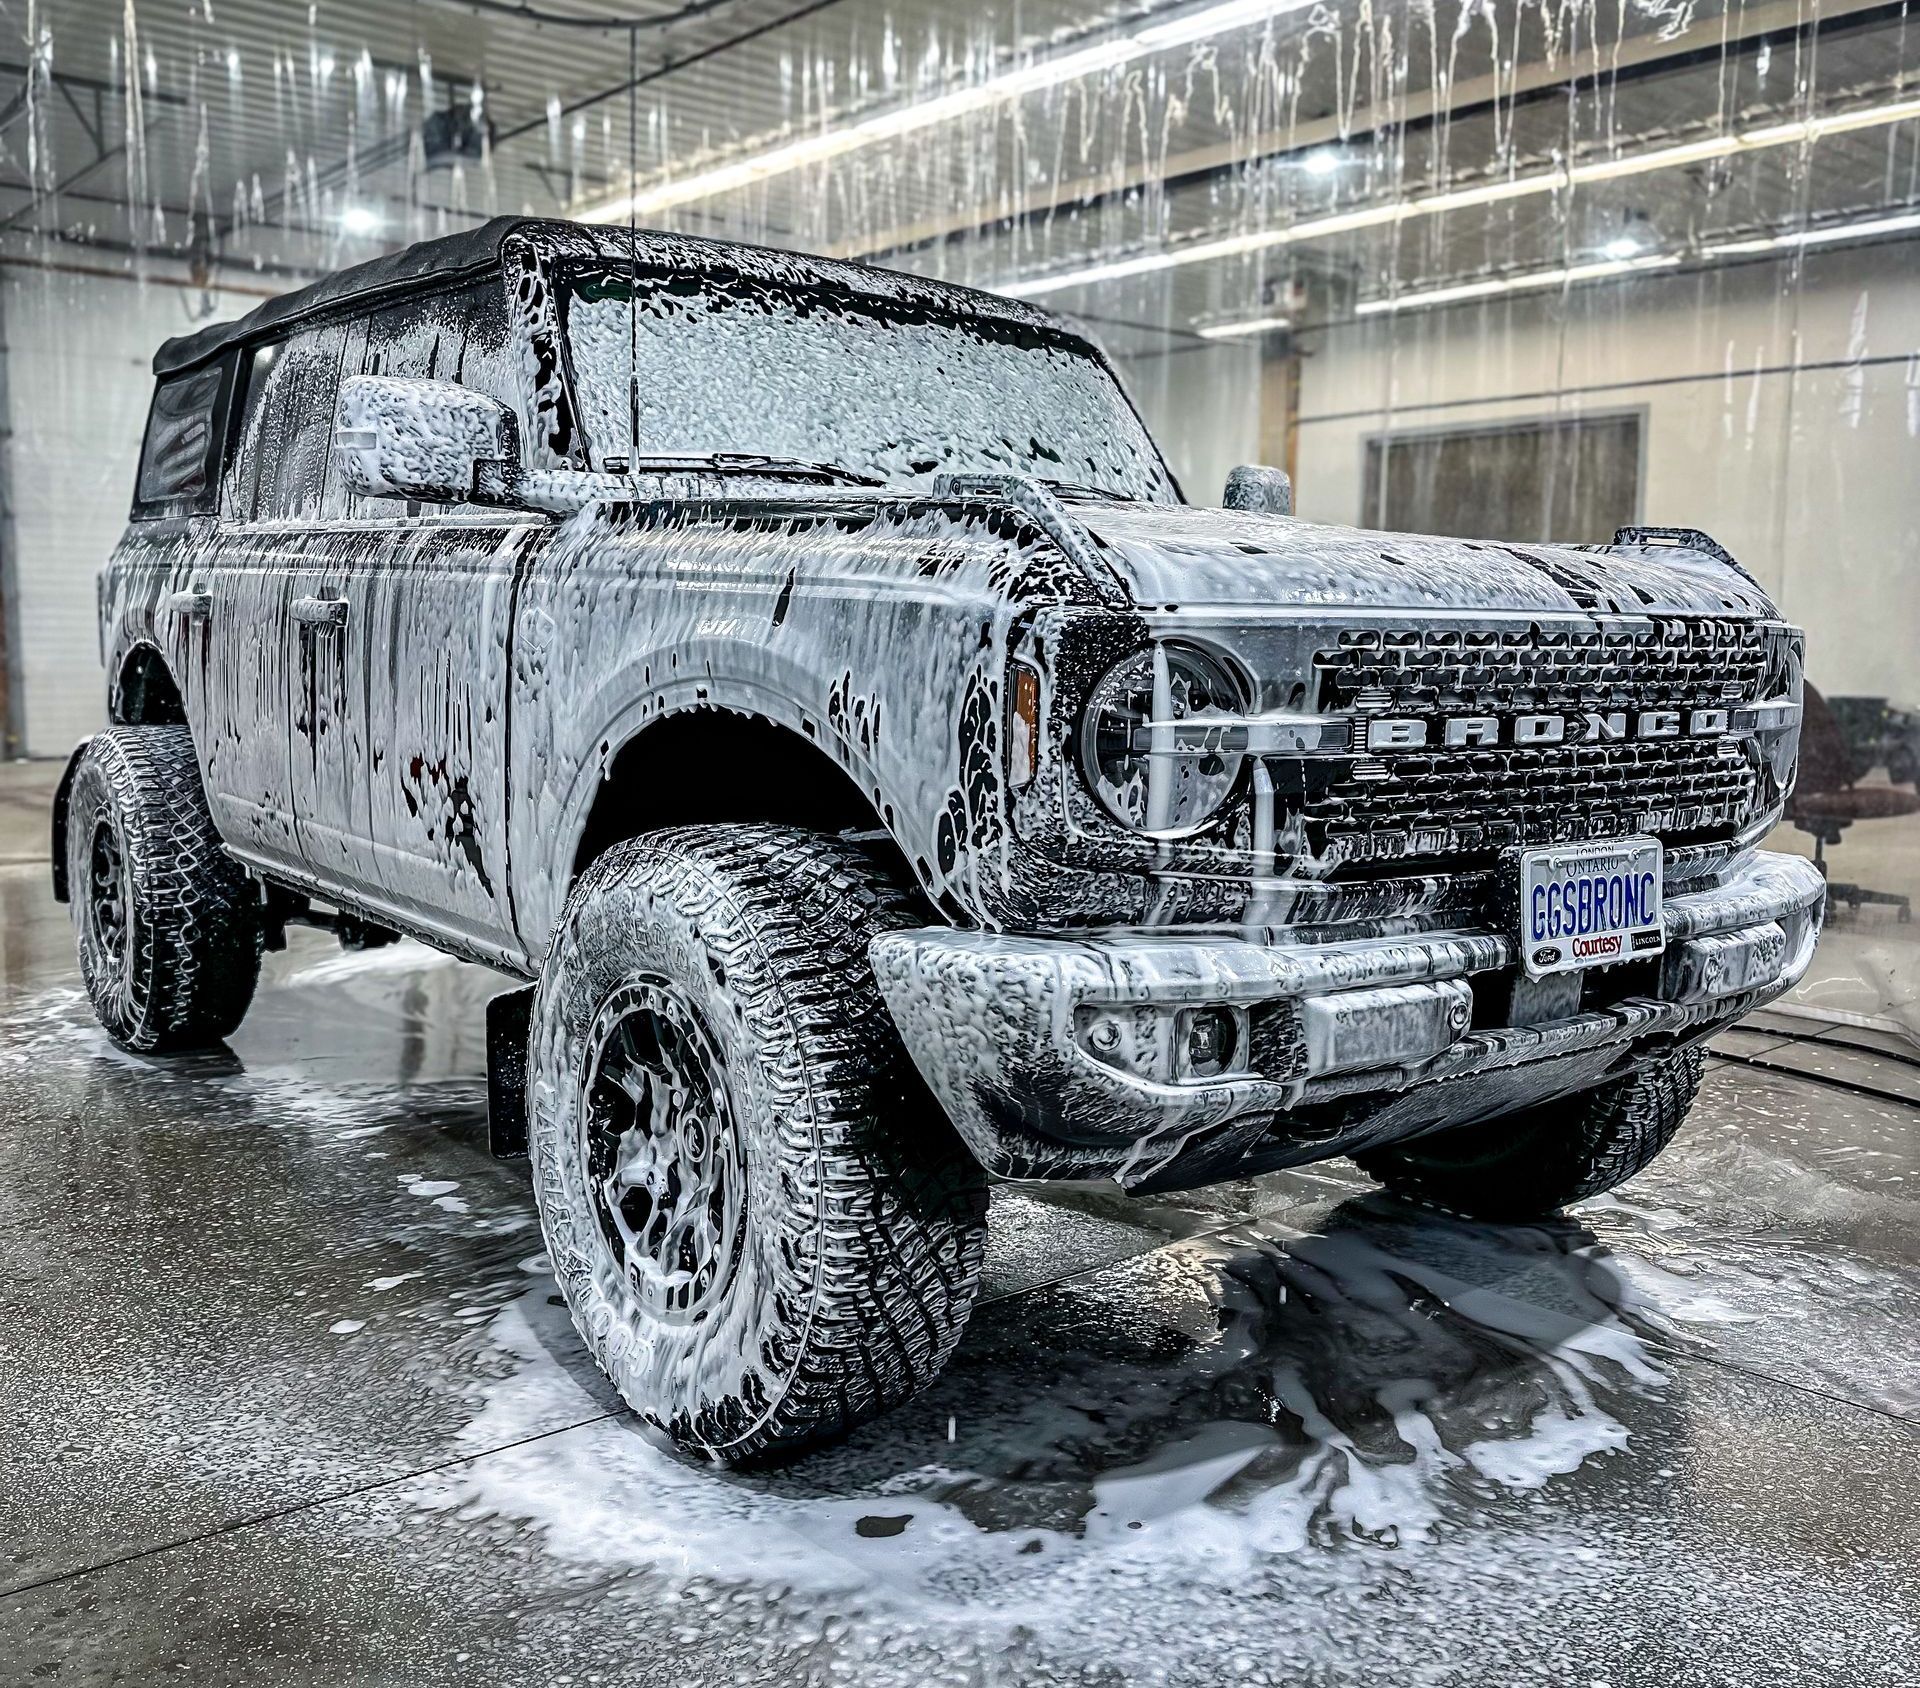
xmin=1366 ymin=708 xmax=1732 ymax=751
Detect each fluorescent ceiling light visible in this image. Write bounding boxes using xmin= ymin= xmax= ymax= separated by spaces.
xmin=998 ymin=169 xmax=1551 ymax=295
xmin=1600 ymin=235 xmax=1642 ymax=259
xmin=340 ymin=205 xmax=381 ymax=235
xmin=1704 ymin=206 xmax=1920 ymax=255
xmin=1354 ymin=253 xmax=1682 ymax=315
xmin=1339 ymin=207 xmax=1920 ymax=319
xmin=577 ymin=0 xmax=1319 ymax=223
xmin=1197 ymin=313 xmax=1293 ymax=337
xmin=998 ymin=93 xmax=1920 ymax=298
xmin=1302 ymin=149 xmax=1341 ymax=176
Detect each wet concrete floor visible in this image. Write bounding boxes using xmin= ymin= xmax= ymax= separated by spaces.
xmin=1 ymin=765 xmax=1916 ymax=1685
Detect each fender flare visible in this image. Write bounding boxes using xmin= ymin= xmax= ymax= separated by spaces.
xmin=49 ymin=736 xmax=93 ymax=904
xmin=518 ymin=692 xmax=926 ymax=966
xmin=552 ymin=687 xmax=890 ymax=870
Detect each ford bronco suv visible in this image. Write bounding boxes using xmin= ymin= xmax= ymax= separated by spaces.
xmin=58 ymin=216 xmax=1823 ymax=1462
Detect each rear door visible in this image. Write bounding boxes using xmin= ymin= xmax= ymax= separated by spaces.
xmin=216 ymin=320 xmax=382 ymax=899
xmin=195 ymin=332 xmax=319 ymax=877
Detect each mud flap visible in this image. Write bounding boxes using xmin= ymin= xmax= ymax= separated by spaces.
xmin=486 ymin=985 xmax=535 ymax=1158
xmin=49 ymin=737 xmax=92 ymax=904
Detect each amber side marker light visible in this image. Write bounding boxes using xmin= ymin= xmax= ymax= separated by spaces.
xmin=1011 ymin=663 xmax=1042 ymax=789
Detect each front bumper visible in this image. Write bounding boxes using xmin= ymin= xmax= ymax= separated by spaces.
xmin=870 ymin=849 xmax=1824 ymax=1191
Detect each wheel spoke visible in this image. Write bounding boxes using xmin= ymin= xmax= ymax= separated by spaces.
xmin=87 ymin=820 xmax=130 ymax=968
xmin=582 ymin=985 xmax=741 ymax=1325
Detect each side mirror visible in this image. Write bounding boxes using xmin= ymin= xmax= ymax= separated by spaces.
xmin=335 ymin=375 xmax=520 ymax=506
xmin=1223 ymin=464 xmax=1293 ymax=516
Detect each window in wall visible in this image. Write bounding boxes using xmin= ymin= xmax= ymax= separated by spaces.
xmin=133 ymin=360 xmax=229 ymax=518
xmin=225 ymin=324 xmax=348 ymax=524
xmin=1362 ymin=412 xmax=1642 ymax=545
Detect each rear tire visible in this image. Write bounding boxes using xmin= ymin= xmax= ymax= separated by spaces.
xmin=1354 ymin=1047 xmax=1705 ymax=1220
xmin=65 ymin=725 xmax=263 ymax=1053
xmin=527 ymin=824 xmax=988 ymax=1464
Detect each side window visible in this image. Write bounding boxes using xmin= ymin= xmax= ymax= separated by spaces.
xmin=449 ymin=276 xmax=515 ymax=411
xmin=133 ymin=360 xmax=230 ymax=518
xmin=225 ymin=323 xmax=347 ymax=524
xmin=359 ymin=276 xmax=512 ymax=397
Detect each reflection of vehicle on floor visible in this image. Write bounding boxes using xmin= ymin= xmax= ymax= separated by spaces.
xmin=54 ymin=217 xmax=1825 ymax=1462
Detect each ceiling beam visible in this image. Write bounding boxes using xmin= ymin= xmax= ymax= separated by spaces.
xmin=227 ymin=0 xmax=850 ymax=245
xmin=493 ymin=0 xmax=853 ymax=144
xmin=0 ymin=86 xmax=32 ymax=143
xmin=0 ymin=58 xmax=189 ymax=110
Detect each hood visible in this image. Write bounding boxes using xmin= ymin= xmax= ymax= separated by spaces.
xmin=1072 ymin=500 xmax=1779 ymax=621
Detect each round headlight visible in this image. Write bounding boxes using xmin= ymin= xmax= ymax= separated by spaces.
xmin=1079 ymin=641 xmax=1245 ymax=836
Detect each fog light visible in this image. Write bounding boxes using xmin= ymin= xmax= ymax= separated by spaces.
xmin=1181 ymin=1006 xmax=1238 ymax=1079
xmin=1087 ymin=1015 xmax=1123 ymax=1054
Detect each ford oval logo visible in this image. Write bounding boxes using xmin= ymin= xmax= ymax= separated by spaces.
xmin=1532 ymin=944 xmax=1562 ymax=967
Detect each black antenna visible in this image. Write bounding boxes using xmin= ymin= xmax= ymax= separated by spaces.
xmin=628 ymin=22 xmax=640 ymax=464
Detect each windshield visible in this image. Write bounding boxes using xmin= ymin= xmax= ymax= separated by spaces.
xmin=561 ymin=268 xmax=1178 ymax=503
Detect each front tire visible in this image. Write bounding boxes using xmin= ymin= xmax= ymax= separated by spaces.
xmin=65 ymin=726 xmax=263 ymax=1053
xmin=1354 ymin=1047 xmax=1705 ymax=1220
xmin=527 ymin=824 xmax=988 ymax=1464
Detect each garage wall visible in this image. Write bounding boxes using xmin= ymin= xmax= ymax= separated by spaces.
xmin=4 ymin=244 xmax=1914 ymax=752
xmin=1118 ymin=339 xmax=1264 ymax=510
xmin=1 ymin=265 xmax=270 ymax=757
xmin=1289 ymin=240 xmax=1920 ymax=700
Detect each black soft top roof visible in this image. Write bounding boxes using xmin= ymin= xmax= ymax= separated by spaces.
xmin=154 ymin=215 xmax=1066 ymax=378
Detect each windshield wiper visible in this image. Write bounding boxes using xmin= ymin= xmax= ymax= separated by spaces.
xmin=617 ymin=453 xmax=885 ymax=488
xmin=1035 ymin=477 xmax=1131 ymax=501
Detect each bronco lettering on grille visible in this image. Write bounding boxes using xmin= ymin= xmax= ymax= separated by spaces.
xmin=1366 ymin=708 xmax=1732 ymax=752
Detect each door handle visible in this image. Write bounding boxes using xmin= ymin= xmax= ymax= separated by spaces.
xmin=291 ymin=595 xmax=349 ymax=631
xmin=164 ymin=588 xmax=212 ymax=622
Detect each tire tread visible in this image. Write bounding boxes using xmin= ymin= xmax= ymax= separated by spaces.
xmin=1354 ymin=1047 xmax=1705 ymax=1221
xmin=68 ymin=726 xmax=261 ymax=1053
xmin=538 ymin=823 xmax=987 ymax=1462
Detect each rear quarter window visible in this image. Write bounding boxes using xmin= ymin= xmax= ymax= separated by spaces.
xmin=133 ymin=360 xmax=231 ymax=518
xmin=225 ymin=324 xmax=348 ymax=524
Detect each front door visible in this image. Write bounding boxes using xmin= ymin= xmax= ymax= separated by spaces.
xmin=326 ymin=277 xmax=534 ymax=963
xmin=283 ymin=541 xmax=384 ymax=910
xmin=353 ymin=512 xmax=543 ymax=960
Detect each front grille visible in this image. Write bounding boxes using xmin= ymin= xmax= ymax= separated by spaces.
xmin=1307 ymin=737 xmax=1758 ymax=864
xmin=1302 ymin=617 xmax=1769 ymax=868
xmin=1316 ymin=618 xmax=1768 ymax=714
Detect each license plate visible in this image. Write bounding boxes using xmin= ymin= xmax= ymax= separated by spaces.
xmin=1519 ymin=837 xmax=1665 ymax=978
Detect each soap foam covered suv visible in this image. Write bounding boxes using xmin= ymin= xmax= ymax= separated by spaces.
xmin=58 ymin=218 xmax=1823 ymax=1460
